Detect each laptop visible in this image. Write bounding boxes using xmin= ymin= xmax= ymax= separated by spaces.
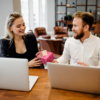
xmin=0 ymin=58 xmax=38 ymax=91
xmin=47 ymin=63 xmax=100 ymax=94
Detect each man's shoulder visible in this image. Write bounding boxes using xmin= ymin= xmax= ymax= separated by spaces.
xmin=91 ymin=34 xmax=100 ymax=42
xmin=64 ymin=37 xmax=76 ymax=46
xmin=67 ymin=37 xmax=77 ymax=43
xmin=67 ymin=37 xmax=73 ymax=41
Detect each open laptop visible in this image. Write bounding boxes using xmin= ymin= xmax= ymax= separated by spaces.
xmin=0 ymin=58 xmax=38 ymax=91
xmin=47 ymin=63 xmax=100 ymax=94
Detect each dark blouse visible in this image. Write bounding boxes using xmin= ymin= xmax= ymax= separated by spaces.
xmin=0 ymin=34 xmax=38 ymax=61
xmin=15 ymin=51 xmax=28 ymax=59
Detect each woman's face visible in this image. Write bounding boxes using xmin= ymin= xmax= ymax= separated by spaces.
xmin=9 ymin=17 xmax=26 ymax=37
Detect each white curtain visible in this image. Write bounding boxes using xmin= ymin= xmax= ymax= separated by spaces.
xmin=21 ymin=0 xmax=47 ymax=32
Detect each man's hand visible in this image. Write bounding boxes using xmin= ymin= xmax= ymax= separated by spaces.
xmin=77 ymin=62 xmax=89 ymax=67
xmin=52 ymin=60 xmax=59 ymax=63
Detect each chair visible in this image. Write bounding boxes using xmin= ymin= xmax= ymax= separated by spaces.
xmin=27 ymin=29 xmax=34 ymax=34
xmin=94 ymin=22 xmax=100 ymax=37
xmin=54 ymin=26 xmax=68 ymax=39
xmin=34 ymin=27 xmax=51 ymax=39
xmin=39 ymin=39 xmax=63 ymax=59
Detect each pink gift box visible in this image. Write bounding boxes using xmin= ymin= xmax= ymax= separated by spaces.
xmin=37 ymin=51 xmax=54 ymax=64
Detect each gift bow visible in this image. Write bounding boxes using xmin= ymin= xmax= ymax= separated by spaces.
xmin=38 ymin=50 xmax=47 ymax=59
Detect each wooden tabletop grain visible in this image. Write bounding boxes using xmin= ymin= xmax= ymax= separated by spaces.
xmin=0 ymin=69 xmax=100 ymax=100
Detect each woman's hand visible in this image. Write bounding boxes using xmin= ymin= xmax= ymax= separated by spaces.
xmin=36 ymin=51 xmax=41 ymax=56
xmin=28 ymin=58 xmax=42 ymax=67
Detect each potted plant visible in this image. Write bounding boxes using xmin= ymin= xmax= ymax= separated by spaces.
xmin=89 ymin=9 xmax=92 ymax=13
xmin=68 ymin=14 xmax=72 ymax=20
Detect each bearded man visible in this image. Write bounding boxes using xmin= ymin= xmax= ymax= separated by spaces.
xmin=53 ymin=11 xmax=100 ymax=67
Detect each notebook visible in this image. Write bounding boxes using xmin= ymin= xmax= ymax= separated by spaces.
xmin=47 ymin=63 xmax=100 ymax=94
xmin=0 ymin=58 xmax=38 ymax=91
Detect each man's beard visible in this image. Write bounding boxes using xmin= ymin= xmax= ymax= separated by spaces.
xmin=73 ymin=30 xmax=84 ymax=39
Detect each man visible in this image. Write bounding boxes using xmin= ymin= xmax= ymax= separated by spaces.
xmin=53 ymin=11 xmax=100 ymax=66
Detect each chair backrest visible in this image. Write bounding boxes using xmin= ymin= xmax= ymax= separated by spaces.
xmin=54 ymin=26 xmax=68 ymax=35
xmin=27 ymin=30 xmax=34 ymax=34
xmin=39 ymin=39 xmax=63 ymax=55
xmin=94 ymin=22 xmax=100 ymax=34
xmin=34 ymin=27 xmax=47 ymax=38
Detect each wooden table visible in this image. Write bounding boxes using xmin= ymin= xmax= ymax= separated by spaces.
xmin=0 ymin=69 xmax=100 ymax=100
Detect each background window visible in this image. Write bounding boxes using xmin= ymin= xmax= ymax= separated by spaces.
xmin=21 ymin=0 xmax=29 ymax=32
xmin=21 ymin=0 xmax=46 ymax=32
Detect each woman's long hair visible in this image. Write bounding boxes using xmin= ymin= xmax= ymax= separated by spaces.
xmin=4 ymin=12 xmax=22 ymax=40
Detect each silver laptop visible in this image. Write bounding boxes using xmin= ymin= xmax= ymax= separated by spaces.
xmin=47 ymin=63 xmax=100 ymax=94
xmin=0 ymin=58 xmax=38 ymax=91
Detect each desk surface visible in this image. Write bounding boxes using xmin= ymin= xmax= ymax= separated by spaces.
xmin=0 ymin=69 xmax=100 ymax=100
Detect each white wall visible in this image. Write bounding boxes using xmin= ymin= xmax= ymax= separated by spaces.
xmin=13 ymin=0 xmax=21 ymax=14
xmin=47 ymin=0 xmax=55 ymax=32
xmin=0 ymin=0 xmax=21 ymax=38
xmin=0 ymin=0 xmax=13 ymax=38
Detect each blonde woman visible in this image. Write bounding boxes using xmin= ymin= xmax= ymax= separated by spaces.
xmin=0 ymin=12 xmax=43 ymax=68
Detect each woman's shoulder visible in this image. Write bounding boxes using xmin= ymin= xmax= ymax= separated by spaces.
xmin=0 ymin=38 xmax=10 ymax=44
xmin=24 ymin=34 xmax=37 ymax=43
xmin=25 ymin=33 xmax=36 ymax=39
xmin=0 ymin=38 xmax=10 ymax=48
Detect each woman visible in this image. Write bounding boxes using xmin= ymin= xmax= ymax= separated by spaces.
xmin=0 ymin=12 xmax=43 ymax=68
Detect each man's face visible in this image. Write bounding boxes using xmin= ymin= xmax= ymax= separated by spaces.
xmin=72 ymin=17 xmax=84 ymax=39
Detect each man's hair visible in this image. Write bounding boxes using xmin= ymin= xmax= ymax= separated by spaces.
xmin=73 ymin=11 xmax=94 ymax=30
